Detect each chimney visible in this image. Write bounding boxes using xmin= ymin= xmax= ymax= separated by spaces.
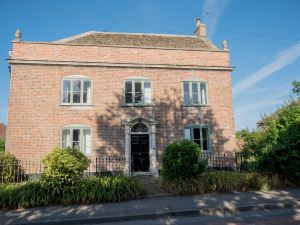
xmin=194 ymin=18 xmax=206 ymax=38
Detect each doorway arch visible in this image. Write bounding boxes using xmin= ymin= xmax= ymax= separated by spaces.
xmin=122 ymin=116 xmax=159 ymax=176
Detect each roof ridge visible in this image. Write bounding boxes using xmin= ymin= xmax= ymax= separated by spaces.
xmin=53 ymin=31 xmax=199 ymax=43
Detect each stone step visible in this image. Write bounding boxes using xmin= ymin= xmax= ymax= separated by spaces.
xmin=135 ymin=175 xmax=169 ymax=196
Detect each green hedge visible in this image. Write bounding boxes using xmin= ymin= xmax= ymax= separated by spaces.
xmin=162 ymin=171 xmax=291 ymax=195
xmin=42 ymin=147 xmax=91 ymax=186
xmin=0 ymin=176 xmax=145 ymax=209
xmin=161 ymin=139 xmax=207 ymax=181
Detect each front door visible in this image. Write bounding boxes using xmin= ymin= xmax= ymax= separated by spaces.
xmin=131 ymin=134 xmax=149 ymax=172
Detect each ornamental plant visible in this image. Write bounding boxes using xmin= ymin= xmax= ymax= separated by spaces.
xmin=42 ymin=147 xmax=90 ymax=187
xmin=161 ymin=139 xmax=207 ymax=181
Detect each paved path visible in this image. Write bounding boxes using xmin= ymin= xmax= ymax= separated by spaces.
xmin=1 ymin=188 xmax=300 ymax=225
xmin=84 ymin=208 xmax=300 ymax=225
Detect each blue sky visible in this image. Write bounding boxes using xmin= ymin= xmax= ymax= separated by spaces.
xmin=0 ymin=0 xmax=299 ymax=130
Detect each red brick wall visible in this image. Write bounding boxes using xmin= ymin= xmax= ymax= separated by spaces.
xmin=6 ymin=42 xmax=236 ymax=162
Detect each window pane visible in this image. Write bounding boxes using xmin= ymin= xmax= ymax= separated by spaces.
xmin=184 ymin=128 xmax=191 ymax=139
xmin=144 ymin=82 xmax=151 ymax=104
xmin=125 ymin=93 xmax=133 ymax=103
xmin=62 ymin=129 xmax=71 ymax=148
xmin=72 ymin=129 xmax=80 ymax=149
xmin=193 ymin=128 xmax=200 ymax=140
xmin=135 ymin=82 xmax=142 ymax=103
xmin=200 ymin=83 xmax=207 ymax=105
xmin=125 ymin=81 xmax=133 ymax=103
xmin=72 ymin=80 xmax=81 ymax=103
xmin=183 ymin=82 xmax=190 ymax=105
xmin=202 ymin=128 xmax=209 ymax=151
xmin=192 ymin=82 xmax=199 ymax=104
xmin=62 ymin=80 xmax=71 ymax=103
xmin=83 ymin=129 xmax=91 ymax=155
xmin=125 ymin=81 xmax=132 ymax=92
xmin=83 ymin=80 xmax=91 ymax=104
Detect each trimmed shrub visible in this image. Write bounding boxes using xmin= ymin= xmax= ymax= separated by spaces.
xmin=0 ymin=152 xmax=22 ymax=183
xmin=0 ymin=176 xmax=145 ymax=209
xmin=162 ymin=171 xmax=290 ymax=195
xmin=42 ymin=147 xmax=90 ymax=186
xmin=161 ymin=139 xmax=207 ymax=181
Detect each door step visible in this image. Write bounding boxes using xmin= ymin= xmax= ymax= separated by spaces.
xmin=135 ymin=175 xmax=170 ymax=197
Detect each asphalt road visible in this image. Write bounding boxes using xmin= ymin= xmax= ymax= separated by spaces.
xmin=84 ymin=208 xmax=300 ymax=225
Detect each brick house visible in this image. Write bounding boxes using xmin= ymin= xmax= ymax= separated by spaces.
xmin=6 ymin=18 xmax=236 ymax=175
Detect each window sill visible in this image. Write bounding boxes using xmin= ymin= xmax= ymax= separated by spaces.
xmin=122 ymin=104 xmax=155 ymax=107
xmin=59 ymin=104 xmax=94 ymax=107
xmin=181 ymin=104 xmax=209 ymax=107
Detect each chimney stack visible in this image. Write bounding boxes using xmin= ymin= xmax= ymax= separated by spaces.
xmin=194 ymin=18 xmax=206 ymax=38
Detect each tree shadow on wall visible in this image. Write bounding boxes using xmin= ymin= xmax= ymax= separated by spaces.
xmin=96 ymin=87 xmax=230 ymax=160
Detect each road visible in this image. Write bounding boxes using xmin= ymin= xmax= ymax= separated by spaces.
xmin=84 ymin=208 xmax=300 ymax=225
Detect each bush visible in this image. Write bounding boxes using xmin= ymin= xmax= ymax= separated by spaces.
xmin=162 ymin=171 xmax=290 ymax=195
xmin=0 ymin=140 xmax=4 ymax=153
xmin=42 ymin=147 xmax=91 ymax=186
xmin=0 ymin=176 xmax=145 ymax=209
xmin=161 ymin=139 xmax=207 ymax=181
xmin=237 ymin=100 xmax=300 ymax=180
xmin=0 ymin=152 xmax=22 ymax=183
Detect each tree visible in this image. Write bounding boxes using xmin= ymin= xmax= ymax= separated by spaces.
xmin=237 ymin=82 xmax=300 ymax=180
xmin=292 ymin=80 xmax=300 ymax=97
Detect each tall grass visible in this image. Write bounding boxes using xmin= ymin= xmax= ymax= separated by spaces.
xmin=162 ymin=171 xmax=291 ymax=195
xmin=0 ymin=176 xmax=145 ymax=209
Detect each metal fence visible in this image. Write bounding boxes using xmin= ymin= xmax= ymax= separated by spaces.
xmin=0 ymin=157 xmax=125 ymax=183
xmin=0 ymin=153 xmax=250 ymax=183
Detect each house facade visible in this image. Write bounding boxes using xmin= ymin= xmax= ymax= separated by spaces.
xmin=6 ymin=18 xmax=236 ymax=175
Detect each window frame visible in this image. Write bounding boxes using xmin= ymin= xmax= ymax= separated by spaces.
xmin=123 ymin=78 xmax=153 ymax=106
xmin=184 ymin=125 xmax=211 ymax=152
xmin=60 ymin=125 xmax=92 ymax=156
xmin=60 ymin=75 xmax=93 ymax=106
xmin=182 ymin=80 xmax=208 ymax=106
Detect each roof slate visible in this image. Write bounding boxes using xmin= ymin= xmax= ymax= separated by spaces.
xmin=55 ymin=32 xmax=217 ymax=50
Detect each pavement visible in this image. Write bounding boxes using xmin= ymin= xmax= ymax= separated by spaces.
xmin=1 ymin=188 xmax=300 ymax=225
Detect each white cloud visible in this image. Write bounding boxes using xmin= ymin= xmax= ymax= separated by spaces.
xmin=202 ymin=0 xmax=230 ymax=37
xmin=234 ymin=42 xmax=300 ymax=95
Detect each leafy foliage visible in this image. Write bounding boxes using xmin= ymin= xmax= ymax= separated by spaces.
xmin=0 ymin=152 xmax=22 ymax=183
xmin=0 ymin=140 xmax=5 ymax=153
xmin=163 ymin=171 xmax=290 ymax=195
xmin=0 ymin=176 xmax=145 ymax=209
xmin=42 ymin=147 xmax=90 ymax=186
xmin=161 ymin=139 xmax=207 ymax=181
xmin=292 ymin=80 xmax=300 ymax=97
xmin=237 ymin=97 xmax=300 ymax=180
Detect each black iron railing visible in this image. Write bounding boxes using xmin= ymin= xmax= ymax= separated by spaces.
xmin=0 ymin=153 xmax=253 ymax=183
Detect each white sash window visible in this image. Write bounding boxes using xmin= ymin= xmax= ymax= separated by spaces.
xmin=184 ymin=126 xmax=211 ymax=152
xmin=62 ymin=76 xmax=92 ymax=105
xmin=61 ymin=126 xmax=92 ymax=155
xmin=183 ymin=81 xmax=208 ymax=106
xmin=125 ymin=80 xmax=152 ymax=105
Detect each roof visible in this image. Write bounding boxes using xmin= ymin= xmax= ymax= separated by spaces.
xmin=54 ymin=31 xmax=218 ymax=50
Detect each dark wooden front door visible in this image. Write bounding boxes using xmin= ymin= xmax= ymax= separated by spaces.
xmin=131 ymin=134 xmax=149 ymax=172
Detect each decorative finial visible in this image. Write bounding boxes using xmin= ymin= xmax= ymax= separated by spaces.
xmin=15 ymin=29 xmax=21 ymax=42
xmin=222 ymin=39 xmax=229 ymax=50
